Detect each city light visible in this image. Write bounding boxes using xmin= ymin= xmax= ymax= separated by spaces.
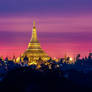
xmin=70 ymin=57 xmax=73 ymax=61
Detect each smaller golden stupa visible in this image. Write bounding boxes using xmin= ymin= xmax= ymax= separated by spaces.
xmin=17 ymin=21 xmax=50 ymax=65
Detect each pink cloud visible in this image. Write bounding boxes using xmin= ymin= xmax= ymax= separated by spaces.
xmin=0 ymin=16 xmax=92 ymax=32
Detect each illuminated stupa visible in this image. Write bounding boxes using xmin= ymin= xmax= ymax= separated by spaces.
xmin=18 ymin=21 xmax=50 ymax=65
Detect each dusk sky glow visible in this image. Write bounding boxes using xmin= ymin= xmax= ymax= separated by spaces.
xmin=0 ymin=0 xmax=92 ymax=58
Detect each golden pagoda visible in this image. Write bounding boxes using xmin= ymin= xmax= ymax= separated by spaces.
xmin=17 ymin=21 xmax=50 ymax=65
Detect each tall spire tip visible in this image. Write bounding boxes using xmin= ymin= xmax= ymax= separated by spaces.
xmin=33 ymin=20 xmax=35 ymax=27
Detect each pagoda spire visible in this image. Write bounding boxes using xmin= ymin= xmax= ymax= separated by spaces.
xmin=30 ymin=21 xmax=39 ymax=43
xmin=17 ymin=21 xmax=50 ymax=64
xmin=33 ymin=20 xmax=35 ymax=27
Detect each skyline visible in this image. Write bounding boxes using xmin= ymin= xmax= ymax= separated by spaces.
xmin=0 ymin=0 xmax=92 ymax=58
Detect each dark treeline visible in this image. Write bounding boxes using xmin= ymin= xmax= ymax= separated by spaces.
xmin=0 ymin=53 xmax=92 ymax=92
xmin=0 ymin=67 xmax=92 ymax=92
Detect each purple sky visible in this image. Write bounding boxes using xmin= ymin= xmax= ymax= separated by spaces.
xmin=0 ymin=0 xmax=92 ymax=16
xmin=0 ymin=0 xmax=92 ymax=58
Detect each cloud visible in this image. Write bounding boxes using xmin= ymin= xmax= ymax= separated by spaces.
xmin=0 ymin=16 xmax=92 ymax=32
xmin=0 ymin=31 xmax=92 ymax=45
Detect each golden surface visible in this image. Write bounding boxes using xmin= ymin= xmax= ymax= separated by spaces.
xmin=17 ymin=21 xmax=50 ymax=65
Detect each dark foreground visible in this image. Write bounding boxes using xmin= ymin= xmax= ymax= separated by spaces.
xmin=0 ymin=67 xmax=92 ymax=92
